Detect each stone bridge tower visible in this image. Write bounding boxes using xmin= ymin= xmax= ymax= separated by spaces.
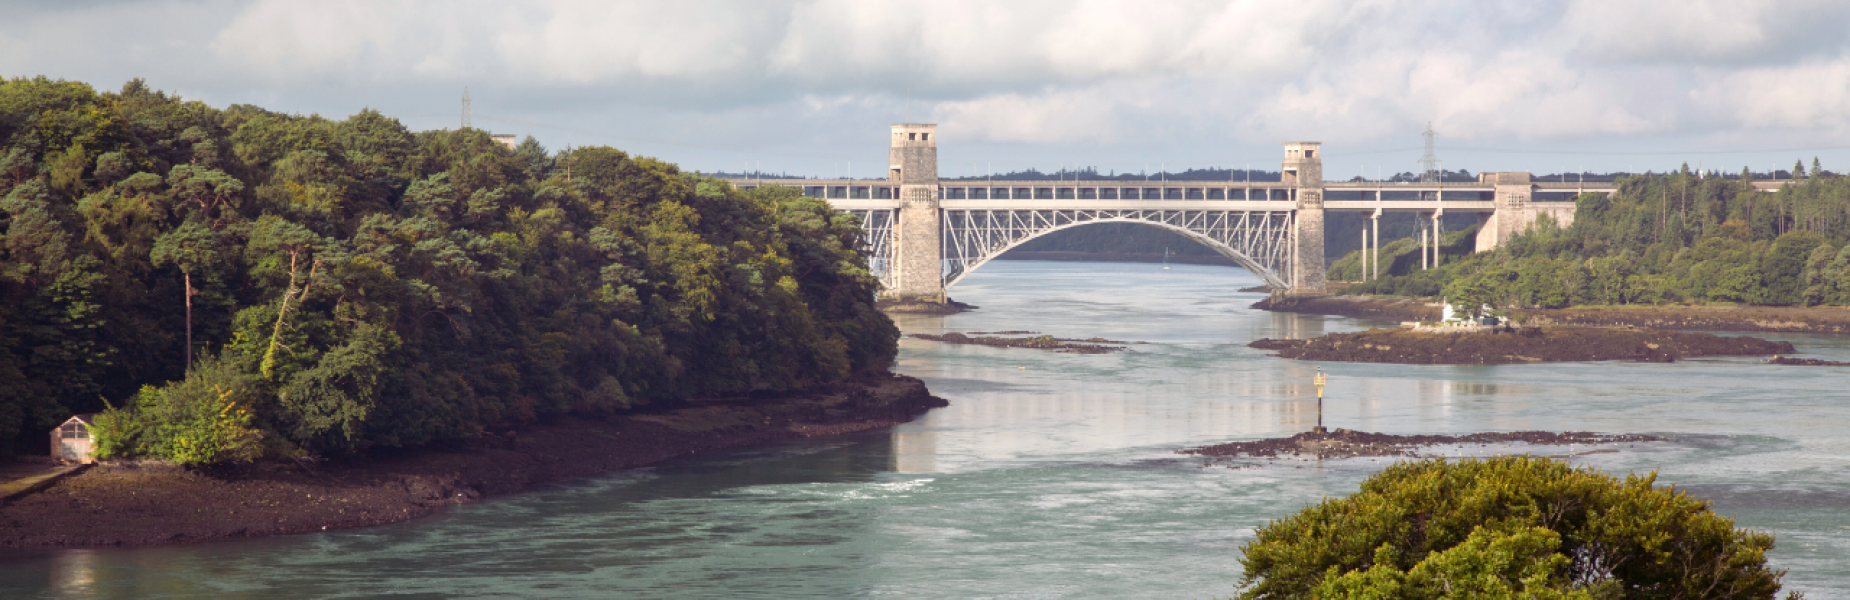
xmin=1283 ymin=142 xmax=1325 ymax=293
xmin=889 ymin=123 xmax=944 ymax=302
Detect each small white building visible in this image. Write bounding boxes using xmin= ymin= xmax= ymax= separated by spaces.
xmin=490 ymin=133 xmax=519 ymax=149
xmin=52 ymin=414 xmax=96 ymax=463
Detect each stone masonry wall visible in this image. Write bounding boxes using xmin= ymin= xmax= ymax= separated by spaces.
xmin=1293 ymin=191 xmax=1326 ymax=292
xmin=894 ymin=184 xmax=944 ymax=301
xmin=888 ymin=125 xmax=942 ymax=301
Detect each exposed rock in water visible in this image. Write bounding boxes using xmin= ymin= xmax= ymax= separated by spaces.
xmin=1254 ymin=293 xmax=1850 ymax=335
xmin=1249 ymin=326 xmax=1793 ymax=364
xmin=1252 ymin=294 xmax=1440 ymax=322
xmin=1181 ymin=429 xmax=1665 ymax=460
xmin=877 ymin=298 xmax=978 ymax=315
xmin=907 ymin=332 xmax=1130 ymax=354
xmin=1770 ymin=356 xmax=1850 ymax=366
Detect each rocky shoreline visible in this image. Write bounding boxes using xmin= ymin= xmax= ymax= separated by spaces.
xmin=1253 ymin=294 xmax=1440 ymax=322
xmin=1253 ymin=294 xmax=1850 ymax=335
xmin=1250 ymin=326 xmax=1793 ymax=364
xmin=1181 ymin=429 xmax=1664 ymax=460
xmin=877 ymin=298 xmax=979 ymax=315
xmin=0 ymin=374 xmax=946 ymax=550
xmin=1770 ymin=356 xmax=1850 ymax=366
xmin=907 ymin=332 xmax=1131 ymax=354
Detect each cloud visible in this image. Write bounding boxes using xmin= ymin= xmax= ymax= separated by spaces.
xmin=1560 ymin=0 xmax=1850 ymax=66
xmin=4 ymin=0 xmax=1849 ymax=175
xmin=1695 ymin=59 xmax=1850 ymax=130
xmin=933 ymin=90 xmax=1130 ymax=144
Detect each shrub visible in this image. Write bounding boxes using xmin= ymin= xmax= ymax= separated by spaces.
xmin=85 ymin=404 xmax=143 ymax=460
xmin=121 ymin=356 xmax=265 ymax=464
xmin=1238 ymin=456 xmax=1794 ymax=599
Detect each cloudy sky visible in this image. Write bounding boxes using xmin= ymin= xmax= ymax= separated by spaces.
xmin=5 ymin=0 xmax=1850 ymax=179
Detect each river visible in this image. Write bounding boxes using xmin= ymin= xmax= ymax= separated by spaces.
xmin=5 ymin=260 xmax=1850 ymax=598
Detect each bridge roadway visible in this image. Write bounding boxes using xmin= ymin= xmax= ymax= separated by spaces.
xmin=738 ymin=179 xmax=1784 ymax=212
xmin=741 ymin=179 xmax=1648 ymax=213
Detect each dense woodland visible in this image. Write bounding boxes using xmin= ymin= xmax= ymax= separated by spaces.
xmin=1338 ymin=164 xmax=1850 ymax=311
xmin=1 ymin=78 xmax=896 ymax=460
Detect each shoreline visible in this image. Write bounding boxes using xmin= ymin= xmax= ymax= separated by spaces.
xmin=1256 ymin=294 xmax=1850 ymax=335
xmin=0 ymin=373 xmax=946 ymax=550
xmin=1250 ymin=326 xmax=1793 ymax=365
xmin=877 ymin=298 xmax=979 ymax=315
xmin=1181 ymin=429 xmax=1665 ymax=461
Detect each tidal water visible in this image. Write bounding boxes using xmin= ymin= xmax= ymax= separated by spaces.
xmin=6 ymin=260 xmax=1850 ymax=598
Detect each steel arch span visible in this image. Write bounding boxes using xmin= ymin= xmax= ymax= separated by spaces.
xmin=841 ymin=209 xmax=899 ymax=290
xmin=939 ymin=208 xmax=1295 ymax=289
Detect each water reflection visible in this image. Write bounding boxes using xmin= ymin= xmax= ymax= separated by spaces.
xmin=890 ymin=430 xmax=937 ymax=473
xmin=48 ymin=550 xmax=95 ymax=597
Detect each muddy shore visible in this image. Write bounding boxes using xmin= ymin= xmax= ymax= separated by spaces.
xmin=1254 ymin=294 xmax=1850 ymax=334
xmin=1250 ymin=326 xmax=1793 ymax=364
xmin=0 ymin=374 xmax=946 ymax=550
xmin=1181 ymin=429 xmax=1664 ymax=460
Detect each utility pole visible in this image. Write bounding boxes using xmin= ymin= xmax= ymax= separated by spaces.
xmin=461 ymin=88 xmax=472 ymax=131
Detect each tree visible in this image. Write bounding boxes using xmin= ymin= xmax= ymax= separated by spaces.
xmin=1237 ymin=456 xmax=1793 ymax=599
xmin=243 ymin=216 xmax=325 ymax=379
xmin=1 ymin=77 xmax=896 ymax=457
xmin=165 ymin=164 xmax=244 ymax=225
xmin=150 ymin=220 xmax=223 ymax=370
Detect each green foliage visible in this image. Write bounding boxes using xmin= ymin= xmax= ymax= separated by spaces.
xmin=0 ymin=77 xmax=894 ymax=456
xmin=100 ymin=355 xmax=264 ymax=464
xmin=85 ymin=405 xmax=142 ymax=460
xmin=1349 ymin=170 xmax=1850 ymax=309
xmin=1239 ymin=457 xmax=1793 ymax=599
xmin=1314 ymin=526 xmax=1595 ymax=599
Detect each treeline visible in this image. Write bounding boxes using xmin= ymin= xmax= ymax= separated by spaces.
xmin=1339 ymin=164 xmax=1850 ymax=310
xmin=1 ymin=78 xmax=896 ymax=460
xmin=1009 ymin=222 xmax=1220 ymax=257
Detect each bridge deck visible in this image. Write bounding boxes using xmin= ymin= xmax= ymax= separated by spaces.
xmin=733 ymin=178 xmax=1786 ymax=213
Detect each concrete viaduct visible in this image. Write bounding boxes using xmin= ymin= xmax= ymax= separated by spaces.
xmin=728 ymin=124 xmax=1787 ymax=301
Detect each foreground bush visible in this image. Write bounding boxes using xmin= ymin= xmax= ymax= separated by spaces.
xmin=1238 ymin=456 xmax=1794 ymax=599
xmin=90 ymin=356 xmax=263 ymax=464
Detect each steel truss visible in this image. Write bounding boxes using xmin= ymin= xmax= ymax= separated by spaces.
xmin=843 ymin=209 xmax=898 ymax=290
xmin=940 ymin=208 xmax=1295 ymax=289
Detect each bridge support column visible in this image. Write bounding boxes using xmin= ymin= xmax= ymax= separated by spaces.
xmin=1476 ymin=172 xmax=1532 ymax=252
xmin=1370 ymin=213 xmax=1380 ymax=280
xmin=1431 ymin=211 xmax=1443 ymax=267
xmin=888 ymin=123 xmax=944 ymax=302
xmin=1474 ymin=172 xmax=1580 ymax=253
xmin=1284 ymin=142 xmax=1325 ymax=293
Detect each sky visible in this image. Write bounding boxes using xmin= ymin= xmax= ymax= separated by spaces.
xmin=4 ymin=0 xmax=1850 ymax=180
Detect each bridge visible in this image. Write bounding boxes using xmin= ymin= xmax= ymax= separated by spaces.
xmin=728 ymin=124 xmax=1786 ymax=300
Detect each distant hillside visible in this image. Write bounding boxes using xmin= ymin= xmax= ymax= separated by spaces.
xmin=1343 ymin=166 xmax=1850 ymax=308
